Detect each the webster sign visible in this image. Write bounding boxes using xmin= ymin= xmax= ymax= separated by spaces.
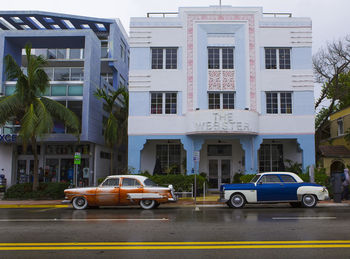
xmin=0 ymin=134 xmax=17 ymax=143
xmin=187 ymin=110 xmax=258 ymax=134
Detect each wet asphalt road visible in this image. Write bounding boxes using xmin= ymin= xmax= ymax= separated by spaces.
xmin=0 ymin=205 xmax=350 ymax=258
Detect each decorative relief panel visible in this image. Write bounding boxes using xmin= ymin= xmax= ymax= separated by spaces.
xmin=208 ymin=70 xmax=235 ymax=91
xmin=222 ymin=70 xmax=235 ymax=90
xmin=208 ymin=70 xmax=221 ymax=90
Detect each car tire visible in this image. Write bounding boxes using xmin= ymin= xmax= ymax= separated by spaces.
xmin=289 ymin=202 xmax=302 ymax=208
xmin=228 ymin=193 xmax=246 ymax=208
xmin=140 ymin=200 xmax=156 ymax=210
xmin=72 ymin=197 xmax=88 ymax=210
xmin=301 ymin=194 xmax=317 ymax=208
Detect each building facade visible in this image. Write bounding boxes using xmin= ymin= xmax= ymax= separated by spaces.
xmin=128 ymin=6 xmax=315 ymax=189
xmin=319 ymin=106 xmax=350 ymax=174
xmin=0 ymin=11 xmax=129 ymax=187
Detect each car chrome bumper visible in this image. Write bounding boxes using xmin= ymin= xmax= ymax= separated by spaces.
xmin=217 ymin=198 xmax=228 ymax=203
xmin=61 ymin=200 xmax=71 ymax=204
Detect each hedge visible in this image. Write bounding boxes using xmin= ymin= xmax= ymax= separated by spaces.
xmin=4 ymin=182 xmax=70 ymax=200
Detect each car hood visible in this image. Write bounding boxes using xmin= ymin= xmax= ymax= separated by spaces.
xmin=220 ymin=183 xmax=256 ymax=191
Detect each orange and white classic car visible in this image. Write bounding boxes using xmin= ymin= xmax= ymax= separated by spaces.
xmin=63 ymin=175 xmax=177 ymax=210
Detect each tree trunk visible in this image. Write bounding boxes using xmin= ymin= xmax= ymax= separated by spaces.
xmin=31 ymin=136 xmax=39 ymax=191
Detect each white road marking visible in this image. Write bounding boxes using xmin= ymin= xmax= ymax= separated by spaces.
xmin=272 ymin=217 xmax=336 ymax=220
xmin=0 ymin=218 xmax=169 ymax=222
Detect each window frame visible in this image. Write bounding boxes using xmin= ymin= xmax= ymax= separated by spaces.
xmin=156 ymin=144 xmax=182 ymax=174
xmin=151 ymin=47 xmax=178 ymax=70
xmin=266 ymin=92 xmax=292 ymax=114
xmin=150 ymin=92 xmax=177 ymax=115
xmin=337 ymin=118 xmax=344 ymax=136
xmin=208 ymin=47 xmax=234 ymax=70
xmin=259 ymin=144 xmax=284 ymax=172
xmin=264 ymin=48 xmax=291 ymax=70
xmin=208 ymin=92 xmax=235 ymax=110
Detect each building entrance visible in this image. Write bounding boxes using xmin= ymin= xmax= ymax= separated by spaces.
xmin=208 ymin=159 xmax=231 ymax=190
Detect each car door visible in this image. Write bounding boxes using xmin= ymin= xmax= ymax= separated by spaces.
xmin=256 ymin=175 xmax=285 ymax=202
xmin=95 ymin=178 xmax=120 ymax=206
xmin=119 ymin=178 xmax=143 ymax=205
xmin=279 ymin=174 xmax=299 ymax=201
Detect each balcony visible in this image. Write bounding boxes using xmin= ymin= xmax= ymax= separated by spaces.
xmin=186 ymin=109 xmax=258 ymax=135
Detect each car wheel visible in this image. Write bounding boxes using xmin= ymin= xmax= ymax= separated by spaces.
xmin=289 ymin=202 xmax=302 ymax=208
xmin=140 ymin=200 xmax=156 ymax=210
xmin=72 ymin=197 xmax=88 ymax=210
xmin=301 ymin=194 xmax=317 ymax=208
xmin=228 ymin=193 xmax=246 ymax=208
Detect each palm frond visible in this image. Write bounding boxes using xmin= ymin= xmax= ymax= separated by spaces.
xmin=34 ymin=98 xmax=54 ymax=135
xmin=4 ymin=55 xmax=22 ymax=81
xmin=0 ymin=94 xmax=23 ymax=126
xmin=19 ymin=104 xmax=38 ymax=141
xmin=40 ymin=97 xmax=80 ymax=136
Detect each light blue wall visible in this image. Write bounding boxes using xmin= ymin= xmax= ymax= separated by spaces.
xmin=292 ymin=47 xmax=312 ymax=70
xmin=109 ymin=23 xmax=129 ymax=89
xmin=129 ymin=92 xmax=149 ymax=116
xmin=130 ymin=47 xmax=150 ymax=70
xmin=293 ymin=91 xmax=315 ymax=115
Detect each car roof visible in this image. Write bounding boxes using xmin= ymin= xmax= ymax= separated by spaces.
xmin=257 ymin=172 xmax=303 ymax=182
xmin=106 ymin=175 xmax=148 ymax=181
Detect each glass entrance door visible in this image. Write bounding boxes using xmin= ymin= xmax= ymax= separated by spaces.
xmin=208 ymin=159 xmax=231 ymax=190
xmin=17 ymin=159 xmax=34 ymax=184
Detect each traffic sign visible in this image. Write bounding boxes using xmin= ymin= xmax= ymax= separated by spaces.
xmin=193 ymin=151 xmax=200 ymax=162
xmin=74 ymin=152 xmax=81 ymax=165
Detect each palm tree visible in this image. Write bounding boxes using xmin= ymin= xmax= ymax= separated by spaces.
xmin=0 ymin=43 xmax=80 ymax=191
xmin=94 ymin=86 xmax=128 ymax=174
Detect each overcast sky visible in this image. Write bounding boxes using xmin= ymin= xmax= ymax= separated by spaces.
xmin=3 ymin=0 xmax=350 ymax=104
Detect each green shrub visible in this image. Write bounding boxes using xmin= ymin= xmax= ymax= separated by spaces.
xmin=141 ymin=174 xmax=207 ymax=193
xmin=240 ymin=174 xmax=255 ymax=183
xmin=4 ymin=182 xmax=70 ymax=200
xmin=233 ymin=173 xmax=243 ymax=183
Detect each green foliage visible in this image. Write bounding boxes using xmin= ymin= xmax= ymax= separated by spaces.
xmin=233 ymin=173 xmax=243 ymax=183
xmin=143 ymin=174 xmax=207 ymax=192
xmin=240 ymin=174 xmax=255 ymax=183
xmin=4 ymin=182 xmax=70 ymax=199
xmin=285 ymin=159 xmax=303 ymax=174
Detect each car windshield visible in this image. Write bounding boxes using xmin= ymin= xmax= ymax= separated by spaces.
xmin=144 ymin=179 xmax=157 ymax=187
xmin=250 ymin=175 xmax=261 ymax=183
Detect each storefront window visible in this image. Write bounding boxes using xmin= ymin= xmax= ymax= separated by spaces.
xmin=60 ymin=159 xmax=74 ymax=183
xmin=46 ymin=144 xmax=90 ymax=155
xmin=156 ymin=144 xmax=181 ymax=173
xmin=44 ymin=159 xmax=59 ymax=182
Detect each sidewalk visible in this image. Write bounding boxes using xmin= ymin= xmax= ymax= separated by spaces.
xmin=0 ymin=196 xmax=349 ymax=208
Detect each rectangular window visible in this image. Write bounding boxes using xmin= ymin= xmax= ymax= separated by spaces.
xmin=70 ymin=68 xmax=84 ymax=81
xmin=279 ymin=48 xmax=291 ymax=69
xmin=69 ymin=49 xmax=82 ymax=59
xmin=222 ymin=47 xmax=234 ymax=69
xmin=152 ymin=48 xmax=178 ymax=69
xmin=259 ymin=144 xmax=284 ymax=172
xmin=54 ymin=68 xmax=70 ymax=81
xmin=121 ymin=42 xmax=126 ymax=62
xmin=208 ymin=92 xmax=235 ymax=109
xmin=266 ymin=92 xmax=292 ymax=114
xmin=151 ymin=48 xmax=163 ymax=69
xmin=338 ymin=119 xmax=344 ymax=136
xmin=165 ymin=48 xmax=177 ymax=69
xmin=208 ymin=93 xmax=221 ymax=109
xmin=151 ymin=93 xmax=163 ymax=114
xmin=207 ymin=145 xmax=232 ymax=156
xmin=165 ymin=93 xmax=177 ymax=114
xmin=151 ymin=92 xmax=177 ymax=115
xmin=265 ymin=48 xmax=277 ymax=69
xmin=156 ymin=144 xmax=181 ymax=174
xmin=265 ymin=48 xmax=291 ymax=69
xmin=280 ymin=92 xmax=292 ymax=114
xmin=208 ymin=47 xmax=234 ymax=69
xmin=208 ymin=47 xmax=220 ymax=69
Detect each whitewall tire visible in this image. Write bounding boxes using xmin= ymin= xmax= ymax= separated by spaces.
xmin=301 ymin=194 xmax=317 ymax=208
xmin=72 ymin=197 xmax=88 ymax=210
xmin=140 ymin=200 xmax=156 ymax=210
xmin=228 ymin=193 xmax=246 ymax=208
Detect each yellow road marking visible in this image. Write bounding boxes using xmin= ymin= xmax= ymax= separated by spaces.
xmin=0 ymin=244 xmax=350 ymax=250
xmin=0 ymin=205 xmax=68 ymax=208
xmin=1 ymin=240 xmax=350 ymax=246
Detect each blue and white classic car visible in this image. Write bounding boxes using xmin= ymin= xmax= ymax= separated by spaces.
xmin=219 ymin=172 xmax=329 ymax=208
